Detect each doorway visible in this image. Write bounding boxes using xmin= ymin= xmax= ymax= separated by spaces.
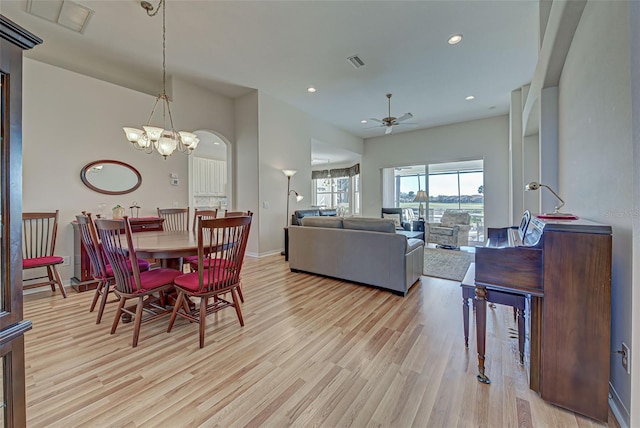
xmin=188 ymin=130 xmax=232 ymax=213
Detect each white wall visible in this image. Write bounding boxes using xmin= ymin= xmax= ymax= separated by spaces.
xmin=558 ymin=1 xmax=633 ymax=421
xmin=361 ymin=115 xmax=510 ymax=231
xmin=254 ymin=92 xmax=364 ymax=255
xmin=22 ymin=58 xmax=234 ymax=280
xmin=258 ymin=92 xmax=311 ymax=255
xmin=234 ymin=91 xmax=260 ymax=256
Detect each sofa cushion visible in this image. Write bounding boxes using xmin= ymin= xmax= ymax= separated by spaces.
xmin=430 ymin=226 xmax=455 ymax=236
xmin=382 ymin=213 xmax=401 ymax=227
xmin=343 ymin=218 xmax=395 ymax=233
xmin=301 ymin=216 xmax=344 ymax=228
xmin=319 ymin=209 xmax=337 ymax=216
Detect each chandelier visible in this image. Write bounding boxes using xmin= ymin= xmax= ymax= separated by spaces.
xmin=123 ymin=0 xmax=199 ymax=159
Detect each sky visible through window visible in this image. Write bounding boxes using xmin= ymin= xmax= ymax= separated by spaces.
xmin=399 ymin=171 xmax=483 ymax=196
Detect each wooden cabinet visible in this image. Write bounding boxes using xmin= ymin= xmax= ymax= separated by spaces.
xmin=71 ymin=217 xmax=164 ymax=292
xmin=193 ymin=157 xmax=226 ymax=196
xmin=0 ymin=15 xmax=42 ymax=426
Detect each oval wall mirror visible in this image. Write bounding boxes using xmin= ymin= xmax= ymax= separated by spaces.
xmin=80 ymin=160 xmax=142 ymax=195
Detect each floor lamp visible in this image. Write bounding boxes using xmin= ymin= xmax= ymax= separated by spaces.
xmin=282 ymin=169 xmax=303 ymax=259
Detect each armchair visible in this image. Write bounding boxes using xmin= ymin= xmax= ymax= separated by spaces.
xmin=381 ymin=208 xmax=412 ymax=231
xmin=425 ymin=210 xmax=471 ymax=248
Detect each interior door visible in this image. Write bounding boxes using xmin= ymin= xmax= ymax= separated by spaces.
xmin=0 ymin=15 xmax=42 ymax=427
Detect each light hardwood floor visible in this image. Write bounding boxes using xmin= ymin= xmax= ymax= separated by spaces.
xmin=24 ymin=255 xmax=619 ymax=427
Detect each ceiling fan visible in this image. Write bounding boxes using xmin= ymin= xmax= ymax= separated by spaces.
xmin=369 ymin=93 xmax=414 ymax=135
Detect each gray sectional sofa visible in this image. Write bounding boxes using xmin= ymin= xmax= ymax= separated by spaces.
xmin=288 ymin=217 xmax=424 ymax=296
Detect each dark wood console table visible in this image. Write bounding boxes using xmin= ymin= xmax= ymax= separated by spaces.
xmin=71 ymin=217 xmax=165 ymax=292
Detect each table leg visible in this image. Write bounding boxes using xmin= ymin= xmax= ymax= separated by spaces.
xmin=475 ymin=285 xmax=491 ymax=384
xmin=517 ymin=307 xmax=525 ymax=364
xmin=463 ymin=294 xmax=470 ymax=348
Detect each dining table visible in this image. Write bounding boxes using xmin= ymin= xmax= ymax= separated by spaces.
xmin=125 ymin=230 xmax=202 ymax=270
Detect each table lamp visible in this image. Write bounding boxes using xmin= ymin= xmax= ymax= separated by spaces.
xmin=413 ymin=190 xmax=429 ymax=220
xmin=524 ymin=181 xmax=577 ymax=219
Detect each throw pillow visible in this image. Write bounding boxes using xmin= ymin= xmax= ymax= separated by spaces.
xmin=382 ymin=213 xmax=401 ymax=228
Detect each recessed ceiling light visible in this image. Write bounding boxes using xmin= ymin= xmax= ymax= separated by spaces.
xmin=465 ymin=95 xmax=475 ymax=101
xmin=307 ymin=86 xmax=316 ymax=93
xmin=448 ymin=34 xmax=463 ymax=45
xmin=361 ymin=119 xmax=368 ymax=124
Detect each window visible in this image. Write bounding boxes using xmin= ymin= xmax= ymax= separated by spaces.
xmin=382 ymin=160 xmax=484 ymax=244
xmin=312 ymin=163 xmax=360 ymax=215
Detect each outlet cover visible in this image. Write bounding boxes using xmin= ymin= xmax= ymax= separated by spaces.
xmin=62 ymin=256 xmax=70 ymax=266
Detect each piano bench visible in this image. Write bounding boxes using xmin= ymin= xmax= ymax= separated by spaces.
xmin=460 ymin=264 xmax=526 ymax=364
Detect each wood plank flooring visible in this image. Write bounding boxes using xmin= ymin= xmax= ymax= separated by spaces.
xmin=23 ymin=255 xmax=619 ymax=427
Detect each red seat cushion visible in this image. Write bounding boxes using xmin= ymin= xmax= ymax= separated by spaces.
xmin=105 ymin=259 xmax=151 ymax=278
xmin=23 ymin=256 xmax=64 ymax=269
xmin=134 ymin=268 xmax=181 ymax=293
xmin=187 ymin=258 xmax=238 ymax=270
xmin=174 ymin=270 xmax=228 ymax=293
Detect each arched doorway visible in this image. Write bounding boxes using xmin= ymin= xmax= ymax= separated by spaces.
xmin=188 ymin=130 xmax=232 ymax=213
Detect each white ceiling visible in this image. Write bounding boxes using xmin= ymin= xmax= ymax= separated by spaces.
xmin=0 ymin=0 xmax=539 ymax=144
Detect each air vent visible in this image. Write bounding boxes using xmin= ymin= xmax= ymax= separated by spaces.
xmin=347 ymin=55 xmax=365 ymax=69
xmin=26 ymin=0 xmax=94 ymax=33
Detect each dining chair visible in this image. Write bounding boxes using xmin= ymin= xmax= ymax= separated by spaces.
xmin=22 ymin=211 xmax=67 ymax=298
xmin=224 ymin=210 xmax=253 ymax=217
xmin=95 ymin=216 xmax=181 ymax=347
xmin=168 ymin=215 xmax=252 ymax=348
xmin=184 ymin=209 xmax=219 ymax=272
xmin=157 ymin=207 xmax=190 ymax=231
xmin=76 ymin=213 xmax=150 ymax=324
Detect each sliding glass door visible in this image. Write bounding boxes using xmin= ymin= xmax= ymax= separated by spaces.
xmin=383 ymin=159 xmax=484 ymax=245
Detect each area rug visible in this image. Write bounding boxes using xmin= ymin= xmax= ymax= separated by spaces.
xmin=423 ymin=247 xmax=475 ymax=282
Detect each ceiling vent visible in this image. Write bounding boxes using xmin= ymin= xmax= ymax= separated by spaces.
xmin=26 ymin=0 xmax=94 ymax=34
xmin=347 ymin=55 xmax=365 ymax=69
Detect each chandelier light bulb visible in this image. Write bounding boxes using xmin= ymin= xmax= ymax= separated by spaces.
xmin=123 ymin=127 xmax=143 ymax=143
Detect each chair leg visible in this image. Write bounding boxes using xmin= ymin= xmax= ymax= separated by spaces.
xmin=231 ymin=287 xmax=244 ymax=326
xmin=111 ymin=297 xmax=126 ymax=334
xmin=237 ymin=281 xmax=244 ymax=303
xmin=49 ymin=265 xmax=67 ymax=298
xmin=90 ymin=280 xmax=103 ymax=313
xmin=46 ymin=267 xmax=56 ymax=292
xmin=167 ymin=291 xmax=184 ymax=333
xmin=96 ymin=280 xmax=111 ymax=324
xmin=132 ymin=297 xmax=145 ymax=348
xmin=199 ymin=296 xmax=207 ymax=348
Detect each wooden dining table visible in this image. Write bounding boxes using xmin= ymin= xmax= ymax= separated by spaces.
xmin=125 ymin=230 xmax=202 ymax=270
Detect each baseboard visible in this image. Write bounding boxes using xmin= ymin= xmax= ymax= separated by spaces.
xmin=246 ymin=249 xmax=281 ymax=258
xmin=609 ymin=382 xmax=630 ymax=428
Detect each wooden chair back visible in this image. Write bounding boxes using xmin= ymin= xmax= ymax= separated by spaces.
xmin=94 ymin=217 xmax=143 ymax=294
xmin=22 ymin=211 xmax=60 ymax=259
xmin=194 ymin=216 xmax=252 ymax=293
xmin=157 ymin=207 xmax=189 ymax=231
xmin=224 ymin=210 xmax=253 ymax=218
xmin=75 ymin=213 xmax=108 ymax=280
xmin=192 ymin=208 xmax=218 ymax=232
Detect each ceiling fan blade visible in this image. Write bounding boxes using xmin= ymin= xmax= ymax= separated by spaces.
xmin=385 ymin=125 xmax=393 ymax=135
xmin=368 ymin=118 xmax=383 ymax=124
xmin=395 ymin=112 xmax=413 ymax=123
